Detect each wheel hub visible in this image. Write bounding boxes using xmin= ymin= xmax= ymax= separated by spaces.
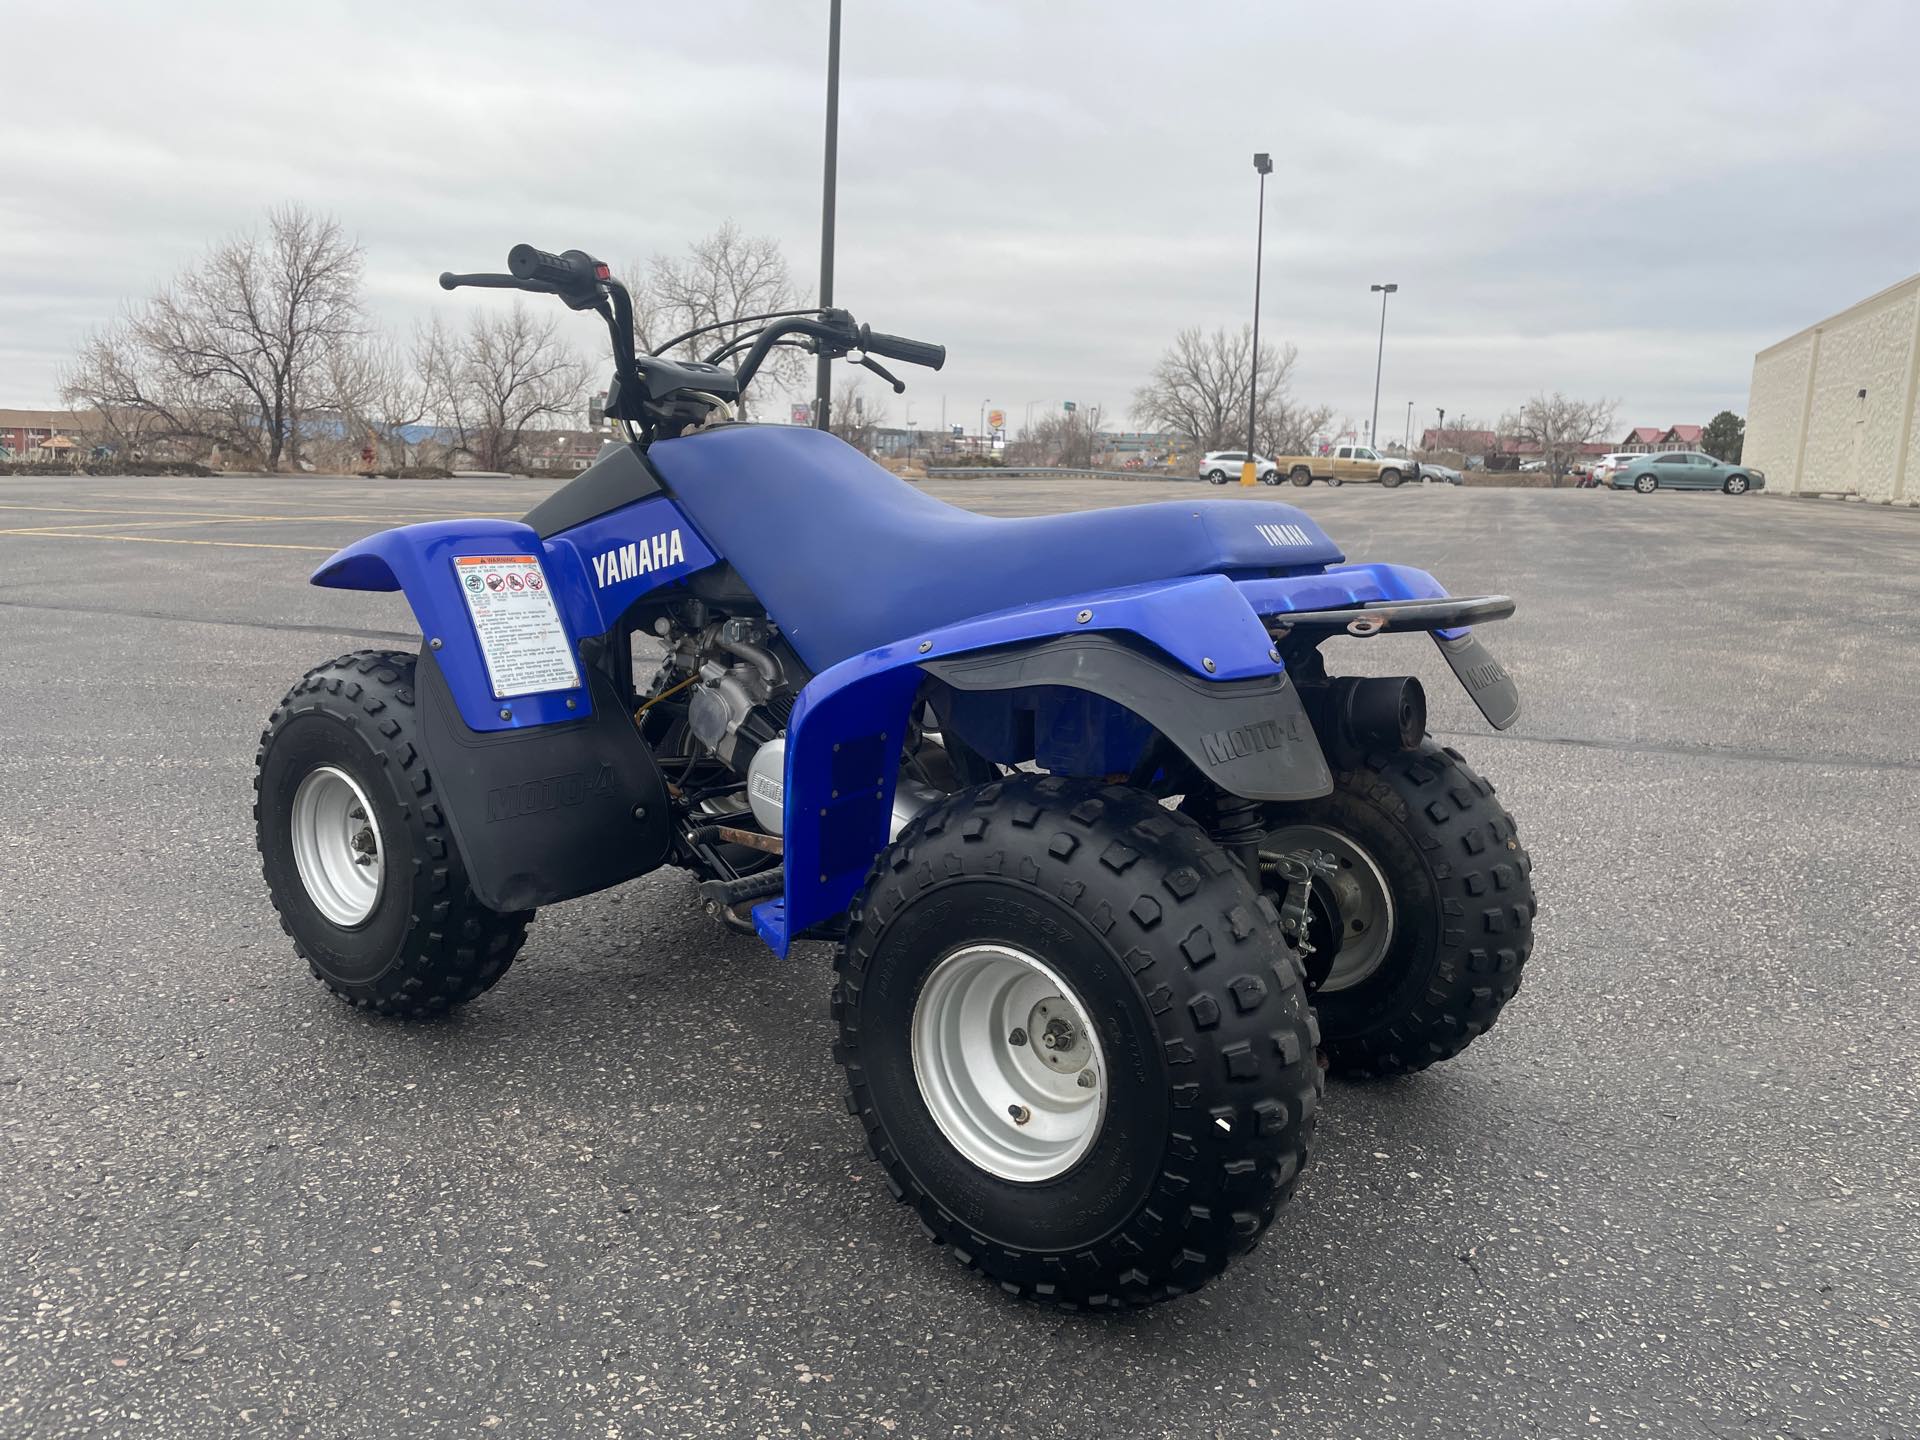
xmin=1264 ymin=824 xmax=1395 ymax=993
xmin=911 ymin=945 xmax=1106 ymax=1183
xmin=290 ymin=765 xmax=385 ymax=928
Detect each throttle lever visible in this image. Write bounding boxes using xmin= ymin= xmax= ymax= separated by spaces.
xmin=855 ymin=354 xmax=906 ymax=394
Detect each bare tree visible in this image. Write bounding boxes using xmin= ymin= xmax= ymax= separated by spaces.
xmin=62 ymin=205 xmax=364 ymax=470
xmin=829 ymin=378 xmax=885 ymax=453
xmin=64 ymin=204 xmax=362 ymax=468
xmin=419 ymin=306 xmax=590 ymax=472
xmin=1132 ymin=326 xmax=1327 ymax=455
xmin=1020 ymin=404 xmax=1107 ymax=467
xmin=1499 ymin=392 xmax=1619 ymax=486
xmin=627 ymin=222 xmax=802 ymax=415
xmin=328 ymin=338 xmax=427 ymax=471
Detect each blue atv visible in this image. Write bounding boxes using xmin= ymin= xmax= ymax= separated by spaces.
xmin=255 ymin=245 xmax=1536 ymax=1308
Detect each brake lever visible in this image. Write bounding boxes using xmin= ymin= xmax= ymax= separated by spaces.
xmin=855 ymin=354 xmax=906 ymax=394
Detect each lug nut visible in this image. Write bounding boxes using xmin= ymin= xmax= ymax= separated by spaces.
xmin=1008 ymin=1028 xmax=1027 ymax=1047
xmin=1076 ymin=1070 xmax=1097 ymax=1089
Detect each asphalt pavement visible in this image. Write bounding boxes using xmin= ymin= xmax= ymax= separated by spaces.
xmin=1 ymin=471 xmax=1916 ymax=1438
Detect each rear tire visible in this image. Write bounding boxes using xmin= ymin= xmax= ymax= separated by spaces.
xmin=1634 ymin=473 xmax=1657 ymax=493
xmin=1262 ymin=741 xmax=1534 ymax=1078
xmin=835 ymin=774 xmax=1322 ymax=1309
xmin=254 ymin=650 xmax=532 ymax=1016
xmin=1206 ymin=469 xmax=1228 ymax=484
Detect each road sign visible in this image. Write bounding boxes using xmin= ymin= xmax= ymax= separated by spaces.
xmin=1063 ymin=401 xmax=1076 ymax=414
xmin=988 ymin=410 xmax=1005 ymax=431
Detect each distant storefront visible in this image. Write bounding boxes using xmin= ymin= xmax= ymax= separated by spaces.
xmin=1745 ymin=272 xmax=1920 ymax=504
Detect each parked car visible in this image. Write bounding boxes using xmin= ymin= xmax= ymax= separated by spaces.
xmin=1278 ymin=444 xmax=1414 ymax=488
xmin=1518 ymin=458 xmax=1547 ymax=473
xmin=1199 ymin=450 xmax=1278 ymax=484
xmin=1610 ymin=451 xmax=1765 ymax=494
xmin=1590 ymin=452 xmax=1639 ymax=487
xmin=1416 ymin=462 xmax=1463 ymax=485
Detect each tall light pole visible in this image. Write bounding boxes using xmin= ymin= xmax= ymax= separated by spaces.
xmin=1368 ymin=282 xmax=1397 ymax=453
xmin=813 ymin=0 xmax=842 ymax=431
xmin=1244 ymin=152 xmax=1273 ymax=486
xmin=1405 ymin=400 xmax=1413 ymax=453
xmin=979 ymin=399 xmax=989 ymax=453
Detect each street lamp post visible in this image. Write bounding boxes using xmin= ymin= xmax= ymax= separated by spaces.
xmin=1405 ymin=400 xmax=1413 ymax=453
xmin=1368 ymin=282 xmax=1398 ymax=454
xmin=979 ymin=399 xmax=989 ymax=454
xmin=1244 ymin=152 xmax=1273 ymax=486
xmin=813 ymin=0 xmax=842 ymax=432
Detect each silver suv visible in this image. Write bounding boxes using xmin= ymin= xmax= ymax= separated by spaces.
xmin=1199 ymin=451 xmax=1278 ymax=484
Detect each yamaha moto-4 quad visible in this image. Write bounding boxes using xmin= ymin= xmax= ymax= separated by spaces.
xmin=255 ymin=244 xmax=1536 ymax=1309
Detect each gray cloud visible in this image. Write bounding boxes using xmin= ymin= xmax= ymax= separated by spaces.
xmin=3 ymin=0 xmax=1916 ymax=434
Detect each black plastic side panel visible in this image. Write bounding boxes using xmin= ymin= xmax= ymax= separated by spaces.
xmin=417 ymin=652 xmax=671 ymax=910
xmin=522 ymin=442 xmax=665 ymax=538
xmin=1433 ymin=632 xmax=1522 ymax=730
xmin=926 ymin=635 xmax=1333 ymax=802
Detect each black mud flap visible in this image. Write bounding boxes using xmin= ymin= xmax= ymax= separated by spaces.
xmin=926 ymin=634 xmax=1332 ymax=802
xmin=1434 ymin=631 xmax=1522 ymax=730
xmin=417 ymin=652 xmax=671 ymax=911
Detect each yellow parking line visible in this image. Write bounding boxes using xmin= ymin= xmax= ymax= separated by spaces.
xmin=0 ymin=530 xmax=335 ymax=552
xmin=0 ymin=501 xmax=521 ymax=523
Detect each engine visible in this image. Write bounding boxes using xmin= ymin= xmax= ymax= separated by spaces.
xmin=679 ymin=616 xmax=793 ymax=771
xmin=646 ymin=611 xmax=940 ymax=843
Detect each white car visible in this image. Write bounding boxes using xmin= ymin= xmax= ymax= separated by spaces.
xmin=1591 ymin=452 xmax=1640 ymax=486
xmin=1199 ymin=450 xmax=1278 ymax=484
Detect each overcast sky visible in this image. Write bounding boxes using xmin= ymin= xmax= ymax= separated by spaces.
xmin=5 ymin=0 xmax=1917 ymax=437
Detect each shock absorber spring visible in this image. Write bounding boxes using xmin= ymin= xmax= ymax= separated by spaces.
xmin=1206 ymin=790 xmax=1267 ymax=888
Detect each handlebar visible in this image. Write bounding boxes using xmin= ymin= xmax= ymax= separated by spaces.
xmin=438 ymin=244 xmax=945 ymax=435
xmin=859 ymin=326 xmax=946 ymax=372
xmin=508 ymin=244 xmax=601 ymax=294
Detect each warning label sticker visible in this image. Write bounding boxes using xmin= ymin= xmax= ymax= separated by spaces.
xmin=452 ymin=555 xmax=581 ymax=700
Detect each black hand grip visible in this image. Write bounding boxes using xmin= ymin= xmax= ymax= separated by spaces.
xmin=508 ymin=244 xmax=596 ymax=290
xmin=858 ymin=326 xmax=946 ymax=372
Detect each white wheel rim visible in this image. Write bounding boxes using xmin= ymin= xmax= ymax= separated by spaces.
xmin=290 ymin=765 xmax=385 ymax=928
xmin=910 ymin=945 xmax=1107 ymax=1183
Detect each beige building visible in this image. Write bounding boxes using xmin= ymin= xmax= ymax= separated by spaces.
xmin=1745 ymin=272 xmax=1920 ymax=504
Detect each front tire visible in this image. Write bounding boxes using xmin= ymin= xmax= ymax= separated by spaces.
xmin=835 ymin=775 xmax=1321 ymax=1309
xmin=254 ymin=650 xmax=532 ymax=1016
xmin=1724 ymin=474 xmax=1749 ymax=494
xmin=1380 ymin=468 xmax=1403 ymax=488
xmin=1289 ymin=467 xmax=1313 ymax=487
xmin=1262 ymin=741 xmax=1534 ymax=1078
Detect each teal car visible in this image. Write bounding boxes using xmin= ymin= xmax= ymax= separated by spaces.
xmin=1611 ymin=450 xmax=1765 ymax=494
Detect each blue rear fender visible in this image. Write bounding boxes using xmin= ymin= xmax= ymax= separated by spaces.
xmin=756 ymin=560 xmax=1473 ymax=955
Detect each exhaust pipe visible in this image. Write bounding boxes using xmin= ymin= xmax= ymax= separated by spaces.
xmin=1329 ymin=675 xmax=1426 ymax=752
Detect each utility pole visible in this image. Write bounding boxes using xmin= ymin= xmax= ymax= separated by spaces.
xmin=813 ymin=0 xmax=842 ymax=432
xmin=1368 ymin=282 xmax=1398 ymax=451
xmin=1244 ymin=152 xmax=1273 ymax=486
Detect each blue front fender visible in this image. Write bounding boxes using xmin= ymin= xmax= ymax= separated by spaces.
xmin=310 ymin=499 xmax=716 ymax=734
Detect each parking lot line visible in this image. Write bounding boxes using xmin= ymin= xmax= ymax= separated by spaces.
xmin=0 ymin=529 xmax=336 ymax=552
